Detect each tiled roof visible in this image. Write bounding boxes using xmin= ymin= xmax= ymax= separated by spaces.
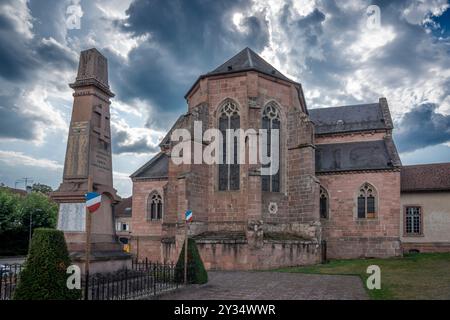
xmin=130 ymin=152 xmax=169 ymax=179
xmin=0 ymin=187 xmax=28 ymax=196
xmin=309 ymin=99 xmax=393 ymax=135
xmin=315 ymin=137 xmax=401 ymax=173
xmin=401 ymin=163 xmax=450 ymax=192
xmin=115 ymin=196 xmax=132 ymax=217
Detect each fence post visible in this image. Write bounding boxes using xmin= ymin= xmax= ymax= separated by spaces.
xmin=153 ymin=262 xmax=157 ymax=296
xmin=124 ymin=268 xmax=128 ymax=300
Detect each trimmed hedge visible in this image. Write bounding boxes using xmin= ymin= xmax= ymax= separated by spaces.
xmin=175 ymin=238 xmax=208 ymax=284
xmin=13 ymin=228 xmax=81 ymax=300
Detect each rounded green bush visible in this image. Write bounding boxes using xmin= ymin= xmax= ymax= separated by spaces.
xmin=175 ymin=238 xmax=208 ymax=284
xmin=13 ymin=228 xmax=81 ymax=300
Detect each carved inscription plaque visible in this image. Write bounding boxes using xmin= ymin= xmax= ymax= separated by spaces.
xmin=64 ymin=121 xmax=89 ymax=177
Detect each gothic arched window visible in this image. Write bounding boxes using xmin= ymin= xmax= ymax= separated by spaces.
xmin=262 ymin=102 xmax=281 ymax=192
xmin=147 ymin=192 xmax=163 ymax=220
xmin=218 ymin=99 xmax=240 ymax=191
xmin=357 ymin=183 xmax=377 ymax=219
xmin=320 ymin=187 xmax=329 ymax=219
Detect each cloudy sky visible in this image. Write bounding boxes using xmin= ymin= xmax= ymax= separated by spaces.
xmin=0 ymin=0 xmax=449 ymax=197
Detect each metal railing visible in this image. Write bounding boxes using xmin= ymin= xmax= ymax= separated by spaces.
xmin=83 ymin=259 xmax=191 ymax=300
xmin=0 ymin=264 xmax=23 ymax=300
xmin=1 ymin=260 xmax=191 ymax=300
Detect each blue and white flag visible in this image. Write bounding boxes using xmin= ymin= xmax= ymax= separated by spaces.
xmin=85 ymin=192 xmax=101 ymax=213
xmin=185 ymin=210 xmax=193 ymax=222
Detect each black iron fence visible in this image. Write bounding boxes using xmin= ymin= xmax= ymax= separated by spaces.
xmin=0 ymin=264 xmax=23 ymax=300
xmin=82 ymin=259 xmax=192 ymax=300
xmin=1 ymin=260 xmax=191 ymax=300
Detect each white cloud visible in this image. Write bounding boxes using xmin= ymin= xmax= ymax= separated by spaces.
xmin=0 ymin=0 xmax=34 ymax=39
xmin=0 ymin=150 xmax=63 ymax=170
xmin=402 ymin=0 xmax=449 ymax=25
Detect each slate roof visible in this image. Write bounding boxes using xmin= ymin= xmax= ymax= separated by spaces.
xmin=159 ymin=114 xmax=189 ymax=147
xmin=114 ymin=196 xmax=132 ymax=217
xmin=130 ymin=152 xmax=169 ymax=179
xmin=185 ymin=47 xmax=296 ymax=98
xmin=315 ymin=137 xmax=401 ymax=173
xmin=309 ymin=101 xmax=393 ymax=135
xmin=401 ymin=163 xmax=450 ymax=192
xmin=208 ymin=47 xmax=292 ymax=82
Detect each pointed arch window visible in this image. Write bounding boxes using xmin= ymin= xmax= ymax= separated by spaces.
xmin=320 ymin=187 xmax=329 ymax=219
xmin=218 ymin=100 xmax=240 ymax=191
xmin=147 ymin=192 xmax=163 ymax=220
xmin=262 ymin=102 xmax=281 ymax=192
xmin=357 ymin=183 xmax=377 ymax=219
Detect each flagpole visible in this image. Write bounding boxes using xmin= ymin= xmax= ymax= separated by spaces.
xmin=184 ymin=218 xmax=188 ymax=285
xmin=84 ymin=175 xmax=92 ymax=300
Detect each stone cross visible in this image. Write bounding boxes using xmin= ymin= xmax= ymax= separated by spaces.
xmin=92 ymin=104 xmax=110 ymax=144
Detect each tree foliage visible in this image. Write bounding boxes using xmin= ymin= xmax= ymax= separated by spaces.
xmin=13 ymin=228 xmax=81 ymax=300
xmin=31 ymin=183 xmax=53 ymax=195
xmin=0 ymin=187 xmax=57 ymax=255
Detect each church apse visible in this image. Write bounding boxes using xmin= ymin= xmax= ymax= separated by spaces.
xmin=130 ymin=48 xmax=322 ymax=270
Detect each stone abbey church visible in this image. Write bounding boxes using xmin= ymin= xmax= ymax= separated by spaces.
xmin=127 ymin=47 xmax=407 ymax=270
xmin=56 ymin=47 xmax=450 ymax=272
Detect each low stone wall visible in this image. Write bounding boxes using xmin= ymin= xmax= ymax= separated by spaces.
xmin=132 ymin=234 xmax=321 ymax=270
xmin=402 ymin=242 xmax=450 ymax=253
xmin=325 ymin=237 xmax=402 ymax=259
xmin=195 ymin=239 xmax=320 ymax=270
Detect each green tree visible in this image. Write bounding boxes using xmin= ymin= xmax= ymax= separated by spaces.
xmin=31 ymin=183 xmax=53 ymax=195
xmin=0 ymin=188 xmax=21 ymax=231
xmin=0 ymin=188 xmax=57 ymax=256
xmin=175 ymin=238 xmax=208 ymax=284
xmin=13 ymin=228 xmax=81 ymax=300
xmin=16 ymin=192 xmax=58 ymax=233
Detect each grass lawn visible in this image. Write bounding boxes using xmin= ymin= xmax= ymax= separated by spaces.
xmin=275 ymin=253 xmax=450 ymax=300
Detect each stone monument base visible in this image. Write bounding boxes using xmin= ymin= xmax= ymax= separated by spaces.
xmin=70 ymin=250 xmax=132 ymax=275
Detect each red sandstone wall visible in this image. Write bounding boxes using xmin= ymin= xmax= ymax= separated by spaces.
xmin=130 ymin=179 xmax=168 ymax=260
xmin=186 ymin=72 xmax=310 ymax=232
xmin=196 ymin=240 xmax=320 ymax=270
xmin=319 ymin=171 xmax=401 ymax=258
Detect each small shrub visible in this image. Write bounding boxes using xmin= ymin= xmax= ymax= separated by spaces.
xmin=175 ymin=238 xmax=208 ymax=284
xmin=13 ymin=228 xmax=81 ymax=300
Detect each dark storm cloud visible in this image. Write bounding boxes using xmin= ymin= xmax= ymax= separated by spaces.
xmin=0 ymin=93 xmax=38 ymax=140
xmin=0 ymin=0 xmax=77 ymax=140
xmin=110 ymin=0 xmax=269 ymax=130
xmin=394 ymin=103 xmax=450 ymax=153
xmin=0 ymin=12 xmax=36 ymax=81
xmin=111 ymin=127 xmax=159 ymax=154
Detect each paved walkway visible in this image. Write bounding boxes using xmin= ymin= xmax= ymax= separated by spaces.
xmin=159 ymin=271 xmax=368 ymax=300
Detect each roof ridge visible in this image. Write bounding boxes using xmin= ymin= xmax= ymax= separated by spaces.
xmin=209 ymin=47 xmax=249 ymax=74
xmin=403 ymin=162 xmax=450 ymax=168
xmin=246 ymin=47 xmax=254 ymax=68
xmin=309 ymin=102 xmax=379 ymax=112
xmin=130 ymin=152 xmax=165 ymax=178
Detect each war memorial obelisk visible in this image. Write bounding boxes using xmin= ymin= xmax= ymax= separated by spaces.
xmin=52 ymin=48 xmax=131 ymax=274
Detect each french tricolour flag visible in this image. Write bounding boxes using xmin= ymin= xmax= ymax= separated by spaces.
xmin=85 ymin=192 xmax=101 ymax=213
xmin=185 ymin=210 xmax=193 ymax=223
